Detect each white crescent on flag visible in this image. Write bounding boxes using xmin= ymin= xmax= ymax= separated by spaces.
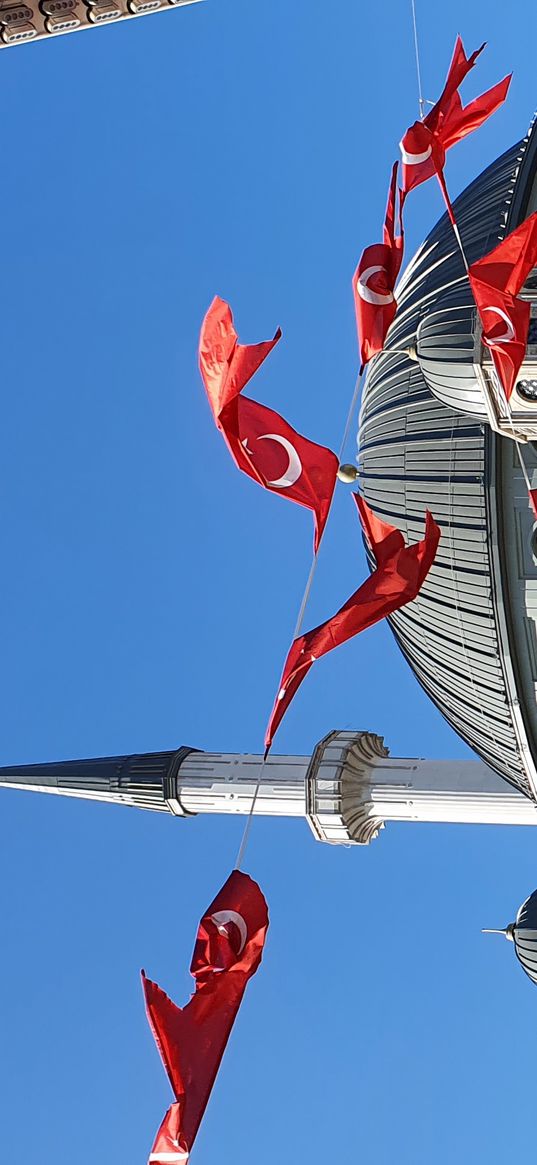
xmin=356 ymin=265 xmax=394 ymax=306
xmin=257 ymin=433 xmax=303 ymax=488
xmin=210 ymin=909 xmax=248 ymax=954
xmin=482 ymin=305 xmax=515 ymax=343
xmin=399 ymin=139 xmax=433 ymax=166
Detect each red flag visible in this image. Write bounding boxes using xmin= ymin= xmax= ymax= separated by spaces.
xmin=529 ymin=490 xmax=537 ymax=520
xmin=265 ymin=496 xmax=440 ymax=750
xmin=143 ymin=870 xmax=269 ymax=1164
xmin=468 ymin=213 xmax=537 ymax=399
xmin=199 ymin=297 xmax=339 ymax=550
xmin=148 ymin=1104 xmax=187 ymax=1164
xmin=353 ymin=162 xmax=404 ymax=366
xmin=400 ymin=36 xmax=510 ymax=198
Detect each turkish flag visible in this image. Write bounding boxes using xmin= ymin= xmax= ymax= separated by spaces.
xmin=400 ymin=36 xmax=510 ymax=199
xmin=353 ymin=162 xmax=404 ymax=366
xmin=199 ymin=297 xmax=339 ymax=550
xmin=469 ymin=213 xmax=537 ymax=399
xmin=143 ymin=870 xmax=269 ymax=1164
xmin=265 ymin=495 xmax=440 ymax=750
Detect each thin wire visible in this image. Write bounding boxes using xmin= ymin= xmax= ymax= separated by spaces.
xmin=235 ymin=764 xmax=265 ymax=870
xmin=449 ymin=218 xmax=470 ymax=275
xmin=234 ymin=363 xmax=365 ymax=870
xmin=292 ymin=366 xmax=364 ymax=641
xmin=410 ymin=0 xmax=426 ymax=119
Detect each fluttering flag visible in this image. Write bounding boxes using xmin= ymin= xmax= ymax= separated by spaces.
xmin=265 ymin=495 xmax=440 ymax=750
xmin=468 ymin=212 xmax=537 ymax=399
xmin=143 ymin=870 xmax=269 ymax=1165
xmin=400 ymin=36 xmax=511 ymax=205
xmin=353 ymin=162 xmax=404 ymax=367
xmin=199 ymin=297 xmax=339 ymax=550
xmin=529 ymin=490 xmax=537 ymax=521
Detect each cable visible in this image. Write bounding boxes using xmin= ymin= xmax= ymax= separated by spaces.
xmin=410 ymin=0 xmax=426 ymax=120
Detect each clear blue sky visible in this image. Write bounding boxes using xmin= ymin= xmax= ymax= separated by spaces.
xmin=1 ymin=1 xmax=536 ymax=1161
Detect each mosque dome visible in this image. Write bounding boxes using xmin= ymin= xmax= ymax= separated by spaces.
xmin=357 ymin=119 xmax=537 ymax=800
xmin=512 ymin=889 xmax=537 ymax=984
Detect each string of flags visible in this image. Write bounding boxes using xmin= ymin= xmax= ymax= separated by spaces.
xmin=141 ymin=31 xmax=537 ymax=1164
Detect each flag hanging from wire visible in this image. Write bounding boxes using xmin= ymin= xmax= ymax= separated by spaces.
xmin=265 ymin=495 xmax=440 ymax=750
xmin=468 ymin=212 xmax=537 ymax=399
xmin=353 ymin=162 xmax=404 ymax=366
xmin=199 ymin=297 xmax=339 ymax=551
xmin=143 ymin=870 xmax=269 ymax=1165
xmin=399 ymin=36 xmax=510 ymax=207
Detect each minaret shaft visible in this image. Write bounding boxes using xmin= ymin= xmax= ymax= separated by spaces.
xmin=360 ymin=756 xmax=537 ymax=827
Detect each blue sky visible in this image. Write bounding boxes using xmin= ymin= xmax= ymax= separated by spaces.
xmin=1 ymin=1 xmax=537 ymax=1161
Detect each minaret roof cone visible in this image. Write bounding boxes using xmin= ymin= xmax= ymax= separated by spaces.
xmin=0 ymin=747 xmax=197 ymax=813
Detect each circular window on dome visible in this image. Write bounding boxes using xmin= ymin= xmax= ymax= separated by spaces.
xmin=516 ymin=378 xmax=537 ymax=402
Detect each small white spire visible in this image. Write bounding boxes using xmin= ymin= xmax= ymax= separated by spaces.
xmin=482 ymin=924 xmax=515 ymax=942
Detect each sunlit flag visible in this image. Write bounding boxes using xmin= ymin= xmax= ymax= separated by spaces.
xmin=265 ymin=494 xmax=440 ymax=750
xmin=353 ymin=162 xmax=404 ymax=367
xmin=199 ymin=297 xmax=338 ymax=550
xmin=469 ymin=212 xmax=537 ymax=399
xmin=143 ymin=870 xmax=269 ymax=1164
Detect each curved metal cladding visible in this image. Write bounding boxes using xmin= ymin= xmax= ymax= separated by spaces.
xmin=514 ymin=890 xmax=537 ymax=987
xmin=358 ymin=129 xmax=537 ymax=798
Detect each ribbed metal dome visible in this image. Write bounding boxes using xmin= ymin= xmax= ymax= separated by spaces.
xmin=513 ymin=890 xmax=537 ymax=986
xmin=358 ymin=121 xmax=537 ymax=799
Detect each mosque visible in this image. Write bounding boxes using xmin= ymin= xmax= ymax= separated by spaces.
xmin=3 ymin=121 xmax=537 ymax=849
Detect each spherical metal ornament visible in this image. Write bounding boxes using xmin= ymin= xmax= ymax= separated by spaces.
xmin=484 ymin=890 xmax=537 ymax=985
xmin=512 ymin=889 xmax=537 ymax=985
xmin=337 ymin=463 xmax=359 ymax=484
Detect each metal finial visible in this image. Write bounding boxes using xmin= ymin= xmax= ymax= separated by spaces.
xmin=482 ymin=924 xmax=515 ymax=942
xmin=337 ymin=463 xmax=360 ymax=484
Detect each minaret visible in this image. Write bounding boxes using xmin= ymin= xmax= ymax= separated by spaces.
xmin=2 ymin=730 xmax=537 ymax=844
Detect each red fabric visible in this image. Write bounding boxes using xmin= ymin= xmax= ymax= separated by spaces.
xmin=143 ymin=870 xmax=269 ymax=1164
xmin=469 ymin=213 xmax=537 ymax=399
xmin=353 ymin=162 xmax=404 ymax=365
xmin=265 ymin=496 xmax=440 ymax=750
xmin=148 ymin=1104 xmax=188 ymax=1163
xmin=529 ymin=490 xmax=537 ymax=520
xmin=399 ymin=36 xmax=510 ymax=197
xmin=199 ymin=297 xmax=338 ymax=550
